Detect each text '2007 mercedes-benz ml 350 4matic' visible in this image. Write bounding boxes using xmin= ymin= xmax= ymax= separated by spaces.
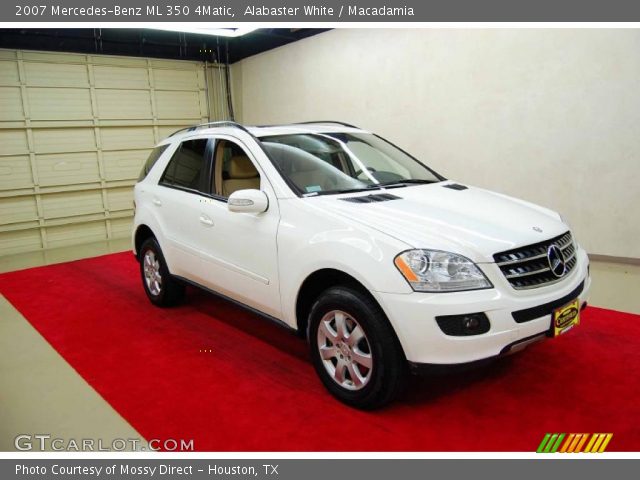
xmin=133 ymin=121 xmax=590 ymax=409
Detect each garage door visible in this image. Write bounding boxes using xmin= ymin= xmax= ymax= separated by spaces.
xmin=0 ymin=49 xmax=211 ymax=257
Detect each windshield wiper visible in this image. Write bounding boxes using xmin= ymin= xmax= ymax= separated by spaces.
xmin=310 ymin=185 xmax=381 ymax=196
xmin=377 ymin=179 xmax=439 ymax=188
xmin=304 ymin=179 xmax=437 ymax=197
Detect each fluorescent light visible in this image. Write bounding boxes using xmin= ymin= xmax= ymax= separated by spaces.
xmin=146 ymin=27 xmax=257 ymax=37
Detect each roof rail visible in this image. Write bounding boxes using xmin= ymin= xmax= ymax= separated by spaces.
xmin=169 ymin=120 xmax=361 ymax=138
xmin=294 ymin=120 xmax=359 ymax=128
xmin=252 ymin=120 xmax=360 ymax=129
xmin=168 ymin=121 xmax=251 ymax=137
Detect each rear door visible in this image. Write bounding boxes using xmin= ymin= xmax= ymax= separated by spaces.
xmin=153 ymin=137 xmax=213 ymax=282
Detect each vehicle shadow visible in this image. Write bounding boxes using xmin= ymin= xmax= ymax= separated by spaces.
xmin=187 ymin=286 xmax=310 ymax=362
xmin=402 ymin=356 xmax=518 ymax=405
xmin=187 ymin=285 xmax=520 ymax=406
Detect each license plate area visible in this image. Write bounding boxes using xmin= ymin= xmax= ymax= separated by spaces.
xmin=552 ymin=299 xmax=580 ymax=336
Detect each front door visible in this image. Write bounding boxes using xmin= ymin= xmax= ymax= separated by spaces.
xmin=193 ymin=136 xmax=282 ymax=319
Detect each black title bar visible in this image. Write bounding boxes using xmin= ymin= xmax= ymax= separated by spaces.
xmin=4 ymin=0 xmax=640 ymax=22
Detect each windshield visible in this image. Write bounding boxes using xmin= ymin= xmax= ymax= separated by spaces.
xmin=259 ymin=132 xmax=443 ymax=195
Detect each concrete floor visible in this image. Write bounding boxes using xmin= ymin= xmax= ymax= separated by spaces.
xmin=0 ymin=241 xmax=639 ymax=451
xmin=0 ymin=239 xmax=143 ymax=452
xmin=587 ymin=259 xmax=640 ymax=315
xmin=0 ymin=295 xmax=144 ymax=452
xmin=0 ymin=238 xmax=131 ymax=275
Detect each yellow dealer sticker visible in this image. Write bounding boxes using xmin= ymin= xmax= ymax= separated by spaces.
xmin=553 ymin=299 xmax=580 ymax=336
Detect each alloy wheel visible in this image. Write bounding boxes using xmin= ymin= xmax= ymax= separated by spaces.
xmin=316 ymin=310 xmax=373 ymax=390
xmin=143 ymin=250 xmax=163 ymax=296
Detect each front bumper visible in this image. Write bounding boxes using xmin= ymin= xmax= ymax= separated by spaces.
xmin=375 ymin=247 xmax=591 ymax=365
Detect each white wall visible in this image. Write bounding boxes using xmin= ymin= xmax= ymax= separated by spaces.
xmin=232 ymin=29 xmax=640 ymax=259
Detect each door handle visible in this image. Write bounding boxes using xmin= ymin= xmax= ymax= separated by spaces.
xmin=152 ymin=198 xmax=162 ymax=207
xmin=199 ymin=215 xmax=214 ymax=227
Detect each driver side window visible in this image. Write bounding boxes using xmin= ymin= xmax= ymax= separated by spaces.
xmin=211 ymin=139 xmax=261 ymax=198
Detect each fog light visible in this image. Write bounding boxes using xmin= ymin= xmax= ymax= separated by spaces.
xmin=435 ymin=313 xmax=490 ymax=336
xmin=463 ymin=316 xmax=480 ymax=330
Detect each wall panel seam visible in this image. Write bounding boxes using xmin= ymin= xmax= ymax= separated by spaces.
xmin=15 ymin=50 xmax=46 ymax=250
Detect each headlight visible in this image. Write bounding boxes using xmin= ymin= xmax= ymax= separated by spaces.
xmin=394 ymin=250 xmax=492 ymax=292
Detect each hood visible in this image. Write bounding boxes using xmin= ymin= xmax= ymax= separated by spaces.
xmin=310 ymin=182 xmax=568 ymax=263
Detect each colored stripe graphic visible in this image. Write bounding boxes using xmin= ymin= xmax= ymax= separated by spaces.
xmin=575 ymin=433 xmax=589 ymax=452
xmin=592 ymin=434 xmax=606 ymax=452
xmin=544 ymin=433 xmax=559 ymax=453
xmin=568 ymin=434 xmax=583 ymax=453
xmin=537 ymin=433 xmax=552 ymax=453
xmin=559 ymin=433 xmax=575 ymax=453
xmin=550 ymin=433 xmax=565 ymax=453
xmin=598 ymin=434 xmax=613 ymax=453
xmin=584 ymin=434 xmax=598 ymax=452
xmin=586 ymin=433 xmax=613 ymax=453
xmin=537 ymin=433 xmax=612 ymax=453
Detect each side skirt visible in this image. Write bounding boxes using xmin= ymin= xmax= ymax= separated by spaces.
xmin=174 ymin=275 xmax=298 ymax=336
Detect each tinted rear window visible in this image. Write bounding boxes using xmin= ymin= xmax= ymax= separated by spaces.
xmin=138 ymin=144 xmax=169 ymax=182
xmin=160 ymin=139 xmax=209 ymax=192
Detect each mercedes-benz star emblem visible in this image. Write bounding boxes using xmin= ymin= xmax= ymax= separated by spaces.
xmin=547 ymin=244 xmax=566 ymax=278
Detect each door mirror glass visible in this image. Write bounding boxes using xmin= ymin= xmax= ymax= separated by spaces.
xmin=227 ymin=189 xmax=269 ymax=214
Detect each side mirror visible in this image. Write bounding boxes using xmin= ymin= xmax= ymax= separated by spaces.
xmin=227 ymin=189 xmax=269 ymax=214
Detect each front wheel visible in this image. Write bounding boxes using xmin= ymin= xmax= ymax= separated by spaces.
xmin=139 ymin=237 xmax=185 ymax=307
xmin=309 ymin=286 xmax=407 ymax=409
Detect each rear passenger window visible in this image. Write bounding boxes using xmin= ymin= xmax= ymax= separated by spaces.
xmin=137 ymin=144 xmax=169 ymax=182
xmin=160 ymin=139 xmax=209 ymax=192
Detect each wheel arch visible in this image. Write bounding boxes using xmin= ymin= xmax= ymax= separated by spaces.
xmin=295 ymin=268 xmax=390 ymax=342
xmin=134 ymin=224 xmax=156 ymax=258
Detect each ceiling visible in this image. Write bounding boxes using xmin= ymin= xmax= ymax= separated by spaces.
xmin=0 ymin=28 xmax=330 ymax=64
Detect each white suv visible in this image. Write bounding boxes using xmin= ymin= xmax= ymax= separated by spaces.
xmin=133 ymin=121 xmax=590 ymax=409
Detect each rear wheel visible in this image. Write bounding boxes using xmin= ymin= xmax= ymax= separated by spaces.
xmin=139 ymin=237 xmax=184 ymax=307
xmin=309 ymin=286 xmax=407 ymax=409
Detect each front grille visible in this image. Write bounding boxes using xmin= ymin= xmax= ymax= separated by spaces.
xmin=494 ymin=231 xmax=577 ymax=290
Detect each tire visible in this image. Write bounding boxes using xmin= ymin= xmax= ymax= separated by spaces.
xmin=139 ymin=237 xmax=185 ymax=307
xmin=309 ymin=286 xmax=408 ymax=410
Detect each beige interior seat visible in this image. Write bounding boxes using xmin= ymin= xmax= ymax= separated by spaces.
xmin=222 ymin=155 xmax=260 ymax=197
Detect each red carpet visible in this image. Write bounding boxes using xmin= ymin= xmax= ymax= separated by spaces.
xmin=1 ymin=252 xmax=638 ymax=451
